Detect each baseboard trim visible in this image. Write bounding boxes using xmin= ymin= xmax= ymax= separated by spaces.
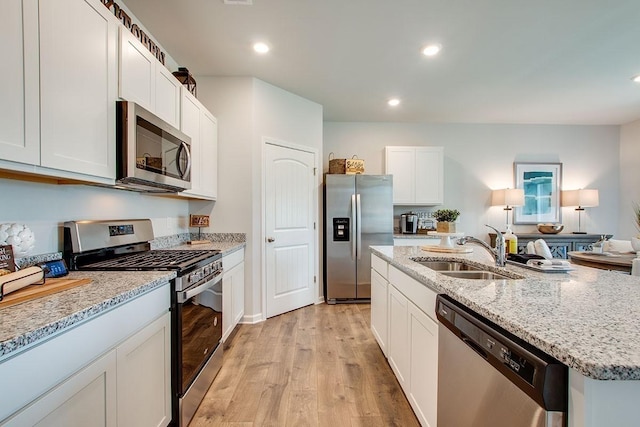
xmin=240 ymin=313 xmax=263 ymax=324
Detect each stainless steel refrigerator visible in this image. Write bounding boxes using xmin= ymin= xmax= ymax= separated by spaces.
xmin=324 ymin=174 xmax=393 ymax=303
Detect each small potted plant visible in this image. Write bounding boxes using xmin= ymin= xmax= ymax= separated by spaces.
xmin=433 ymin=209 xmax=460 ymax=233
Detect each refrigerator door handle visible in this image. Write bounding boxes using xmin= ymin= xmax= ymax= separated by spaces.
xmin=356 ymin=193 xmax=362 ymax=260
xmin=351 ymin=194 xmax=357 ymax=260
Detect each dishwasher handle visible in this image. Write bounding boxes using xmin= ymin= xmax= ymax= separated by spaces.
xmin=462 ymin=335 xmax=488 ymax=360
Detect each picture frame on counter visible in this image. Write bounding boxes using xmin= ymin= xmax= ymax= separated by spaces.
xmin=513 ymin=162 xmax=562 ymax=225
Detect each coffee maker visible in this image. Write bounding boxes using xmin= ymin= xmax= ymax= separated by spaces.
xmin=401 ymin=212 xmax=418 ymax=234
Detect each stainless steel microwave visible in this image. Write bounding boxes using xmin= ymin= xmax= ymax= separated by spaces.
xmin=116 ymin=101 xmax=192 ymax=192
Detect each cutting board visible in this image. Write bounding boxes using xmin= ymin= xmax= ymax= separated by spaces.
xmin=0 ymin=277 xmax=92 ymax=309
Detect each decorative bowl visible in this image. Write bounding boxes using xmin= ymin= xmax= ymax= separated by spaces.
xmin=537 ymin=224 xmax=564 ymax=234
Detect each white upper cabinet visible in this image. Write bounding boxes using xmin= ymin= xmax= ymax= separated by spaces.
xmin=119 ymin=29 xmax=155 ymax=111
xmin=0 ymin=0 xmax=39 ymax=165
xmin=0 ymin=0 xmax=118 ymax=183
xmin=385 ymin=146 xmax=443 ymax=205
xmin=154 ymin=66 xmax=181 ymax=129
xmin=119 ymin=29 xmax=181 ymax=129
xmin=179 ymin=88 xmax=218 ymax=200
xmin=39 ymin=0 xmax=118 ymax=180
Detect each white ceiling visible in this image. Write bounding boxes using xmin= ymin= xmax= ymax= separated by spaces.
xmin=123 ymin=0 xmax=640 ymax=124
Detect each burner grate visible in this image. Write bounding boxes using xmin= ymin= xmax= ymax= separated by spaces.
xmin=85 ymin=250 xmax=220 ymax=270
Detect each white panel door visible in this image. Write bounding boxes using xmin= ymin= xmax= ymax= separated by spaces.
xmin=0 ymin=0 xmax=39 ymax=165
xmin=265 ymin=143 xmax=316 ymax=318
xmin=39 ymin=0 xmax=117 ymax=179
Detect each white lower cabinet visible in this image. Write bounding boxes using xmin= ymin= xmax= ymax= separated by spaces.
xmin=372 ymin=257 xmax=439 ymax=427
xmin=408 ymin=301 xmax=438 ymax=427
xmin=3 ymin=350 xmax=117 ymax=427
xmin=222 ymin=249 xmax=245 ymax=341
xmin=0 ymin=284 xmax=171 ymax=427
xmin=116 ymin=313 xmax=171 ymax=427
xmin=370 ymin=269 xmax=389 ymax=356
xmin=388 ymin=284 xmax=410 ymax=391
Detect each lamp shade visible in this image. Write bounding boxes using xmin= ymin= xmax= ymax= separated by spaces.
xmin=492 ymin=188 xmax=525 ymax=207
xmin=562 ymin=189 xmax=599 ymax=208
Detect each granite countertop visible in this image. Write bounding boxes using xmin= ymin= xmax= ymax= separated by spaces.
xmin=0 ymin=270 xmax=175 ymax=360
xmin=371 ymin=245 xmax=640 ymax=381
xmin=0 ymin=238 xmax=245 ymax=361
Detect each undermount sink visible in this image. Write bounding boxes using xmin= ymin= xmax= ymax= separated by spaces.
xmin=411 ymin=258 xmax=524 ymax=280
xmin=439 ymin=270 xmax=515 ymax=280
xmin=413 ymin=260 xmax=483 ymax=272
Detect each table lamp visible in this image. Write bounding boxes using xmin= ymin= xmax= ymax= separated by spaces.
xmin=492 ymin=188 xmax=525 ymax=232
xmin=561 ymin=189 xmax=599 ymax=234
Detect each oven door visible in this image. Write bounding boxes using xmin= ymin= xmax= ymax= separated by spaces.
xmin=176 ymin=273 xmax=222 ymax=396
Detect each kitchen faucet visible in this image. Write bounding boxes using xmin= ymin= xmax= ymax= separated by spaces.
xmin=457 ymin=225 xmax=506 ymax=267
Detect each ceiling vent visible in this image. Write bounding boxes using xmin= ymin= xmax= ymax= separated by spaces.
xmin=223 ymin=0 xmax=253 ymax=4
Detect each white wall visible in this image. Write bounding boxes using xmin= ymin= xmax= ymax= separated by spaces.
xmin=619 ymin=119 xmax=640 ymax=239
xmin=324 ymin=122 xmax=620 ymax=239
xmin=0 ymin=178 xmax=189 ymax=255
xmin=192 ymin=77 xmax=323 ymax=321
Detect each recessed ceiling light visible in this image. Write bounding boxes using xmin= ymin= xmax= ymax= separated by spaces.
xmin=388 ymin=98 xmax=401 ymax=107
xmin=253 ymin=42 xmax=270 ymax=54
xmin=422 ymin=44 xmax=442 ymax=57
xmin=632 ymin=75 xmax=640 ymax=83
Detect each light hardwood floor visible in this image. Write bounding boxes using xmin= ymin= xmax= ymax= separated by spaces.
xmin=190 ymin=303 xmax=420 ymax=427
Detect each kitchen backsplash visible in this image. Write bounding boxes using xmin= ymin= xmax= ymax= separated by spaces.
xmin=15 ymin=232 xmax=246 ymax=269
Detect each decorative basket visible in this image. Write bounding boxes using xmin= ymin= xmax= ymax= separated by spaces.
xmin=328 ymin=153 xmax=365 ymax=174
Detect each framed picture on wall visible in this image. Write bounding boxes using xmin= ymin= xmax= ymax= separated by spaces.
xmin=513 ymin=162 xmax=562 ymax=224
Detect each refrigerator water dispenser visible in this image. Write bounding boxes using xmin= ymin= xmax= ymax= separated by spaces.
xmin=333 ymin=218 xmax=350 ymax=241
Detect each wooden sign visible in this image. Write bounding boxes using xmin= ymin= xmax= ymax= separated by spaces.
xmin=101 ymin=0 xmax=166 ymax=65
xmin=189 ymin=215 xmax=210 ymax=228
xmin=0 ymin=245 xmax=16 ymax=276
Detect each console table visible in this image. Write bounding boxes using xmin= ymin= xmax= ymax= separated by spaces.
xmin=489 ymin=233 xmax=612 ymax=259
xmin=568 ymin=251 xmax=635 ymax=273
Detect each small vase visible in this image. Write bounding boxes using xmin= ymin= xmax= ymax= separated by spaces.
xmin=631 ymin=236 xmax=640 ymax=253
xmin=436 ymin=222 xmax=456 ymax=233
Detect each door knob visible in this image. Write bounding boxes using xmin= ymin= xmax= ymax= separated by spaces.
xmin=267 ymin=237 xmax=275 ymax=242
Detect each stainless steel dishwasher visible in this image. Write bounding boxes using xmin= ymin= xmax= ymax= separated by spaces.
xmin=436 ymin=295 xmax=567 ymax=427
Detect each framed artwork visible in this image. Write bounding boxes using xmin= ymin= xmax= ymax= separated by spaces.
xmin=513 ymin=162 xmax=562 ymax=224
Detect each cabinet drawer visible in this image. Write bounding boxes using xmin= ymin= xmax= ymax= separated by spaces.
xmin=371 ymin=254 xmax=388 ymax=279
xmin=223 ymin=249 xmax=244 ymax=270
xmin=389 ymin=265 xmax=438 ymax=322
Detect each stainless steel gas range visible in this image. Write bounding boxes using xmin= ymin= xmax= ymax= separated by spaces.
xmin=63 ymin=219 xmax=223 ymax=427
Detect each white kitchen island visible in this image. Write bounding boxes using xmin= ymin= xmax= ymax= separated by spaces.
xmin=371 ymin=245 xmax=640 ymax=427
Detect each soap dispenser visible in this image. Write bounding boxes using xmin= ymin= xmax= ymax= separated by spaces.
xmin=504 ymin=226 xmax=518 ymax=255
